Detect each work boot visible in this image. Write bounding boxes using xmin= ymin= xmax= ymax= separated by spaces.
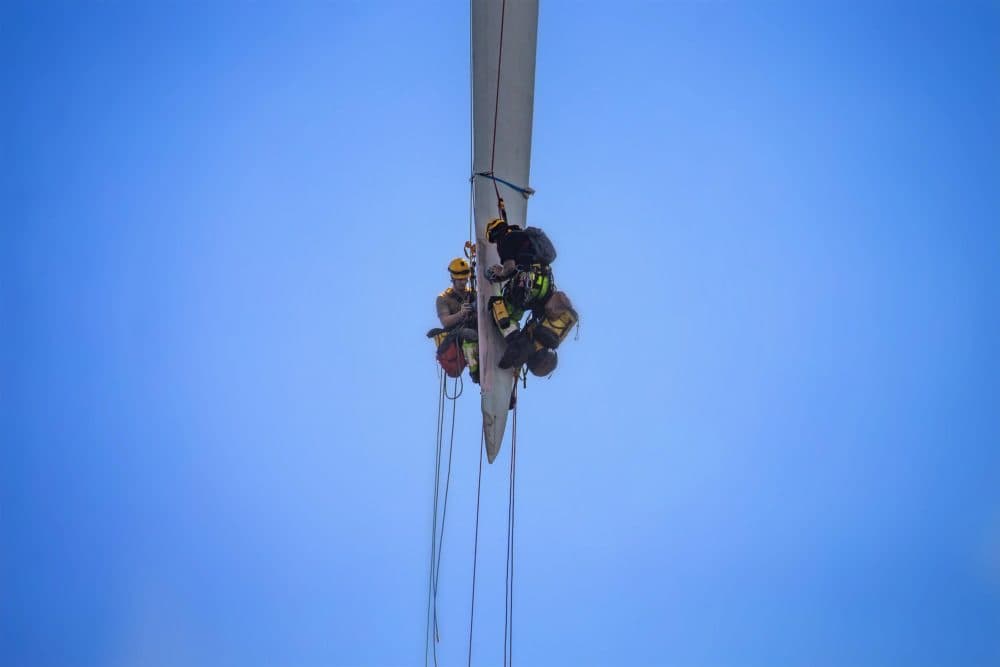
xmin=532 ymin=324 xmax=560 ymax=349
xmin=498 ymin=333 xmax=535 ymax=370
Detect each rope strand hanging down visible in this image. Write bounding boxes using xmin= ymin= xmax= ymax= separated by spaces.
xmin=466 ymin=432 xmax=486 ymax=667
xmin=425 ymin=371 xmax=446 ymax=667
xmin=488 ymin=0 xmax=508 ymax=205
xmin=426 ymin=371 xmax=461 ymax=667
xmin=503 ymin=387 xmax=518 ymax=667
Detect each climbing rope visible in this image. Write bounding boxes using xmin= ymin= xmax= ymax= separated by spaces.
xmin=425 ymin=372 xmax=461 ymax=667
xmin=488 ymin=0 xmax=508 ymax=208
xmin=503 ymin=386 xmax=518 ymax=667
xmin=466 ymin=431 xmax=486 ymax=667
xmin=433 ymin=375 xmax=460 ymax=657
xmin=468 ymin=12 xmax=476 ymax=250
xmin=425 ymin=370 xmax=446 ymax=667
xmin=445 ymin=373 xmax=464 ymax=400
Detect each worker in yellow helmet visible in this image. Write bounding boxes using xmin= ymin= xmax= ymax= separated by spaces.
xmin=427 ymin=257 xmax=480 ymax=383
xmin=484 ymin=218 xmax=578 ymax=376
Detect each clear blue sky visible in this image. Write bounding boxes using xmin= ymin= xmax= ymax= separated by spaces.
xmin=3 ymin=2 xmax=999 ymax=666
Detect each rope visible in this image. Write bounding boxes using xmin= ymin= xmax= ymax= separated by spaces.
xmin=425 ymin=366 xmax=464 ymax=667
xmin=503 ymin=387 xmax=518 ymax=667
xmin=425 ymin=370 xmax=447 ymax=667
xmin=469 ymin=177 xmax=477 ymax=249
xmin=466 ymin=431 xmax=486 ymax=667
xmin=468 ymin=3 xmax=476 ymax=250
xmin=445 ymin=373 xmax=464 ymax=400
xmin=488 ymin=0 xmax=508 ymax=207
xmin=431 ymin=375 xmax=461 ymax=661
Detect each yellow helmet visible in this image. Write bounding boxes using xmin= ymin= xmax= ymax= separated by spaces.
xmin=448 ymin=257 xmax=471 ymax=279
xmin=486 ymin=218 xmax=508 ymax=242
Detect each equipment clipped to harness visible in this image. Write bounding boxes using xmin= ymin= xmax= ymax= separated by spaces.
xmin=501 ymin=265 xmax=551 ymax=312
xmin=437 ymin=337 xmax=466 ymax=378
xmin=535 ymin=310 xmax=576 ymax=349
xmin=534 ymin=290 xmax=579 ymax=349
xmin=429 ymin=329 xmax=448 ymax=348
xmin=464 ymin=242 xmax=478 ymax=304
xmin=489 ymin=296 xmax=512 ymax=330
xmin=427 ymin=328 xmax=467 ymax=378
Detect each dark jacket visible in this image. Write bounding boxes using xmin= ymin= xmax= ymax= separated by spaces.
xmin=496 ymin=227 xmax=537 ymax=268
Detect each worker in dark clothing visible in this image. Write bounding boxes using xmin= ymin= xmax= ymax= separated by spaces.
xmin=484 ymin=217 xmax=577 ymax=375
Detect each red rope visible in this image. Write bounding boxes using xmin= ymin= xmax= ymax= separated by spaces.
xmin=489 ymin=0 xmax=508 ymax=208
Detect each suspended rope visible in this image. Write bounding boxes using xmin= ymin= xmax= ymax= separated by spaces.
xmin=426 ymin=372 xmax=461 ymax=667
xmin=445 ymin=374 xmax=464 ymax=400
xmin=503 ymin=386 xmax=518 ymax=667
xmin=466 ymin=431 xmax=486 ymax=667
xmin=433 ymin=375 xmax=461 ymax=660
xmin=487 ymin=0 xmax=509 ymax=210
xmin=468 ymin=3 xmax=476 ymax=250
xmin=425 ymin=370 xmax=446 ymax=667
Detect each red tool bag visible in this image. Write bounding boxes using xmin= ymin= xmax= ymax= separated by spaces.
xmin=436 ymin=337 xmax=467 ymax=378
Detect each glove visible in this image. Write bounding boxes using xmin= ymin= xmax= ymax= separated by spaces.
xmin=485 ymin=265 xmax=505 ymax=283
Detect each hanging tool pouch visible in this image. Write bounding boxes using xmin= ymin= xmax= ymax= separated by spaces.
xmin=437 ymin=339 xmax=466 ymax=377
xmin=428 ymin=328 xmax=467 ymax=378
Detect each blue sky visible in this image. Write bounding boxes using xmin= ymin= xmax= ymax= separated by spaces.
xmin=3 ymin=2 xmax=999 ymax=666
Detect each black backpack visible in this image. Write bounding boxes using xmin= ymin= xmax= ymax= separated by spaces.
xmin=524 ymin=226 xmax=557 ymax=265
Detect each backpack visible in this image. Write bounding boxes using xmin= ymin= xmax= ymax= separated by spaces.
xmin=524 ymin=226 xmax=557 ymax=265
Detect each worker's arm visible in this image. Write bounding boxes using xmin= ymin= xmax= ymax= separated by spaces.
xmin=438 ymin=301 xmax=474 ymax=328
xmin=486 ymin=260 xmax=517 ymax=282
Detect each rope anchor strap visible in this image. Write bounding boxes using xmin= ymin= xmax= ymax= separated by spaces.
xmin=472 ymin=171 xmax=535 ymax=199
